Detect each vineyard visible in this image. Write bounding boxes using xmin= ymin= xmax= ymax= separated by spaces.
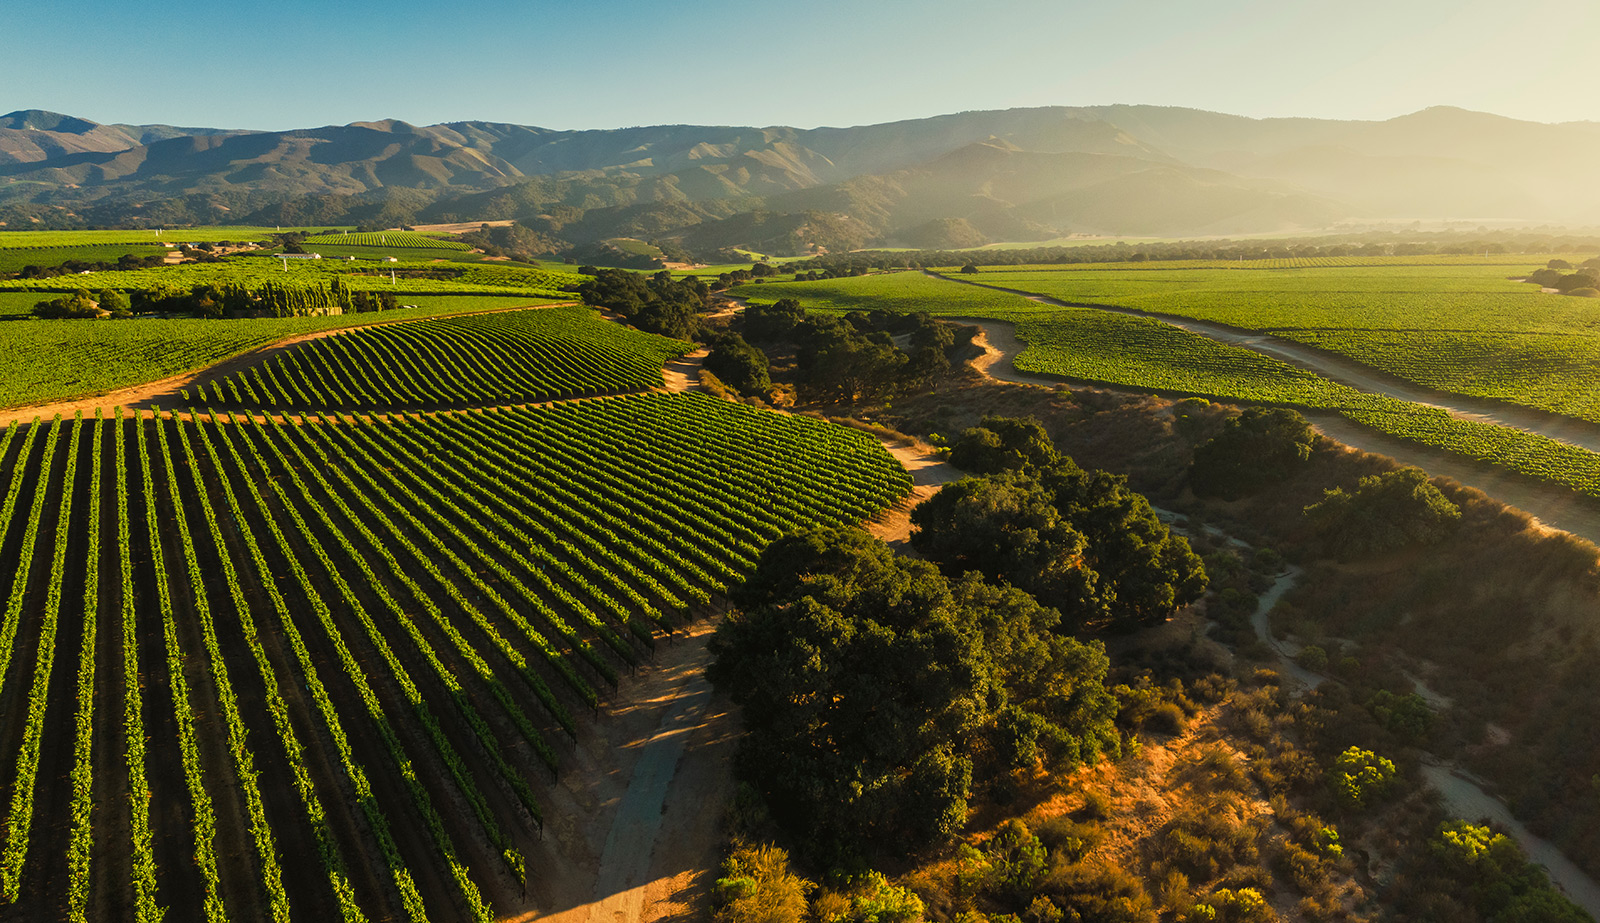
xmin=735 ymin=270 xmax=1600 ymax=500
xmin=0 ymin=244 xmax=169 ymax=275
xmin=189 ymin=306 xmax=692 ymax=410
xmin=0 ymin=297 xmax=569 ymax=410
xmin=930 ymin=263 xmax=1600 ymax=425
xmin=0 ymin=394 xmax=910 ymax=921
xmin=0 ymin=228 xmax=346 ymax=249
xmin=303 ymin=232 xmax=469 ymax=251
xmin=0 ymin=256 xmax=583 ymax=299
xmin=950 ymin=253 xmax=1585 ymax=272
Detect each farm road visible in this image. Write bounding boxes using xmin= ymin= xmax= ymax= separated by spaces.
xmin=525 ymin=618 xmax=738 ymax=923
xmin=929 ymin=274 xmax=1600 ymax=546
xmin=933 ymin=271 xmax=1600 ymax=457
xmin=956 ymin=310 xmax=1600 ymax=547
xmin=864 ymin=440 xmax=961 ymax=548
xmin=1221 ymin=545 xmax=1600 ymax=918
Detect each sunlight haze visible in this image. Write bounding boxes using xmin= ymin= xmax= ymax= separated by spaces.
xmin=4 ymin=0 xmax=1596 ymax=130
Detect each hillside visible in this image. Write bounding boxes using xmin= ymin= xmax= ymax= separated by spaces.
xmin=2 ymin=104 xmax=1598 ymax=250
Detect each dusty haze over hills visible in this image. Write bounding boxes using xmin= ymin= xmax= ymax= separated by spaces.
xmin=1 ymin=104 xmax=1594 ymax=249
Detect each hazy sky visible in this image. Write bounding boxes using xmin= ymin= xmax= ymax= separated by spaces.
xmin=6 ymin=0 xmax=1597 ymax=130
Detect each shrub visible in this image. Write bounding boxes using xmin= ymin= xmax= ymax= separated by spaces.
xmin=1190 ymin=408 xmax=1315 ymax=499
xmin=1303 ymin=467 xmax=1460 ymax=558
xmin=1295 ymin=646 xmax=1328 ymax=672
xmin=1034 ymin=815 xmax=1100 ymax=863
xmin=1366 ymin=690 xmax=1432 ymax=741
xmin=1326 ymin=747 xmax=1396 ymax=810
xmin=1186 ymin=887 xmax=1274 ymax=923
xmin=713 ymin=843 xmax=813 ymax=923
xmin=1156 ymin=803 xmax=1259 ymax=880
xmin=986 ymin=821 xmax=1047 ymax=900
xmin=817 ymin=871 xmax=925 ymax=923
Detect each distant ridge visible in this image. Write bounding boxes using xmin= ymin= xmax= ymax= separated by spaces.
xmin=1 ymin=104 xmax=1595 ymax=248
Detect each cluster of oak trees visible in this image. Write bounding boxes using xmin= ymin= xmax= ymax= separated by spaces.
xmin=711 ymin=417 xmax=1207 ymax=865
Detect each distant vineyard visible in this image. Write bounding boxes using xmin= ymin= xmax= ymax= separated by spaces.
xmin=1006 ymin=309 xmax=1353 ymax=407
xmin=940 ymin=264 xmax=1600 ymax=426
xmin=0 ymin=228 xmax=345 ymax=248
xmin=960 ymin=253 xmax=1580 ymax=272
xmin=0 ymin=256 xmax=583 ymax=299
xmin=741 ymin=270 xmax=1600 ymax=501
xmin=0 ymin=298 xmax=565 ymax=410
xmin=0 ymin=395 xmax=909 ymax=920
xmin=191 ymin=306 xmax=690 ymax=410
xmin=0 ymin=244 xmax=168 ymax=274
xmin=304 ymin=231 xmax=469 ymax=251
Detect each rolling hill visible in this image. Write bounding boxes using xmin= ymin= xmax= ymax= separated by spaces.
xmin=1 ymin=104 xmax=1596 ymax=251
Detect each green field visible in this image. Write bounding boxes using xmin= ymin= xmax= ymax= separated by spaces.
xmin=194 ymin=306 xmax=689 ymax=410
xmin=944 ymin=263 xmax=1600 ymax=425
xmin=0 ymin=244 xmax=170 ymax=274
xmin=0 ymin=227 xmax=347 ymax=247
xmin=735 ymin=270 xmax=1600 ymax=499
xmin=0 ymin=295 xmax=567 ymax=409
xmin=304 ymin=230 xmax=469 ymax=250
xmin=0 ymin=394 xmax=909 ymax=921
xmin=291 ymin=243 xmax=493 ymax=263
xmin=0 ymin=254 xmax=585 ymax=298
xmin=0 ymin=293 xmax=45 ymax=317
xmin=950 ymin=252 xmax=1585 ymax=271
xmin=738 ymin=270 xmax=1028 ymax=315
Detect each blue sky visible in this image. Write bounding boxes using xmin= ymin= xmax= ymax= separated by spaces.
xmin=6 ymin=0 xmax=1597 ymax=130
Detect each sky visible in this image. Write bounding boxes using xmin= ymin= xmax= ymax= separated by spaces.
xmin=5 ymin=0 xmax=1598 ymax=131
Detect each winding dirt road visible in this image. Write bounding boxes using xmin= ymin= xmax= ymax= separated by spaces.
xmin=863 ymin=441 xmax=961 ymax=548
xmin=925 ymin=280 xmax=1600 ymax=548
xmin=1172 ymin=515 xmax=1600 ymax=919
xmin=935 ymin=271 xmax=1600 ymax=456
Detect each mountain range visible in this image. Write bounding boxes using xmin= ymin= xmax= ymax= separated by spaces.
xmin=2 ymin=104 xmax=1594 ymax=253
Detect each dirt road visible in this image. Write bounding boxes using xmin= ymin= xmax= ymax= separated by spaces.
xmin=1231 ymin=547 xmax=1600 ymax=918
xmin=934 ymin=271 xmax=1600 ymax=456
xmin=863 ymin=440 xmax=962 ymax=548
xmin=513 ymin=618 xmax=737 ymax=923
xmin=927 ymin=282 xmax=1600 ymax=548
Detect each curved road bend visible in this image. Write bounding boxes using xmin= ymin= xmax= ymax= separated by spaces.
xmin=932 ymin=271 xmax=1600 ymax=456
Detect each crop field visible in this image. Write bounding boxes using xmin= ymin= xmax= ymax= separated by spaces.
xmin=0 ymin=228 xmax=347 ymax=248
xmin=303 ymin=231 xmax=469 ymax=251
xmin=740 ymin=270 xmax=1030 ymax=316
xmin=947 ymin=253 xmax=1585 ymax=272
xmin=736 ymin=270 xmax=1600 ymax=499
xmin=942 ymin=264 xmax=1600 ymax=425
xmin=0 ymin=296 xmax=568 ymax=410
xmin=1005 ymin=309 xmax=1356 ymax=407
xmin=192 ymin=307 xmax=690 ymax=410
xmin=0 ymin=293 xmax=43 ymax=317
xmin=952 ymin=264 xmax=1579 ymax=327
xmin=0 ymin=255 xmax=584 ymax=299
xmin=0 ymin=394 xmax=909 ymax=922
xmin=0 ymin=244 xmax=170 ymax=274
xmin=289 ymin=244 xmax=493 ymax=264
